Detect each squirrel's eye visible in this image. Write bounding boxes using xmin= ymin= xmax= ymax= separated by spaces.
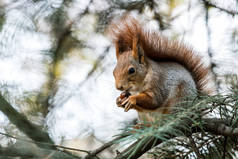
xmin=128 ymin=67 xmax=135 ymax=75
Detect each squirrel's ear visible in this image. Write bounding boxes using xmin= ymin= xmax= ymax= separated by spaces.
xmin=132 ymin=36 xmax=145 ymax=64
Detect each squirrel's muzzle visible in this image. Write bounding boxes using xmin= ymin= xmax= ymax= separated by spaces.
xmin=116 ymin=83 xmax=124 ymax=91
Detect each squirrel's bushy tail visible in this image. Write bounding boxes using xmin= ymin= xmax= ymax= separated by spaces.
xmin=108 ymin=15 xmax=213 ymax=94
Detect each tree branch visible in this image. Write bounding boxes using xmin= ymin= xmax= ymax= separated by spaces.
xmin=0 ymin=95 xmax=80 ymax=159
xmin=0 ymin=146 xmax=35 ymax=158
xmin=0 ymin=143 xmax=81 ymax=159
xmin=0 ymin=95 xmax=53 ymax=148
xmin=203 ymin=118 xmax=238 ymax=137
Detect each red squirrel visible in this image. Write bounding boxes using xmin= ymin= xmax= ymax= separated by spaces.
xmin=108 ymin=15 xmax=212 ymax=122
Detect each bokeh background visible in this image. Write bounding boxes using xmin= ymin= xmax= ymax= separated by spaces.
xmin=0 ymin=0 xmax=237 ymax=158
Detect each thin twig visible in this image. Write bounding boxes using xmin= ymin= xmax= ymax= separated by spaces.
xmin=204 ymin=2 xmax=220 ymax=92
xmin=223 ymin=136 xmax=227 ymax=159
xmin=201 ymin=0 xmax=238 ymax=16
xmin=0 ymin=132 xmax=89 ymax=154
xmin=188 ymin=136 xmax=204 ymax=159
xmin=85 ymin=135 xmax=128 ymax=159
xmin=57 ymin=46 xmax=110 ymax=107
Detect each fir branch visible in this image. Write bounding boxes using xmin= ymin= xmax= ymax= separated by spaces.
xmin=115 ymin=118 xmax=238 ymax=159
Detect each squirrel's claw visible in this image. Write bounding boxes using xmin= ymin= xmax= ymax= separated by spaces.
xmin=124 ymin=102 xmax=132 ymax=112
xmin=116 ymin=94 xmax=136 ymax=111
xmin=121 ymin=98 xmax=129 ymax=106
xmin=123 ymin=96 xmax=137 ymax=112
xmin=116 ymin=96 xmax=123 ymax=107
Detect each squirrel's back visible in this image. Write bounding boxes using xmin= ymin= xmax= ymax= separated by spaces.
xmin=153 ymin=61 xmax=196 ymax=97
xmin=108 ymin=15 xmax=212 ymax=94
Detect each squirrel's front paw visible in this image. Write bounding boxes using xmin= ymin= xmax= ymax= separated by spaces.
xmin=121 ymin=96 xmax=136 ymax=112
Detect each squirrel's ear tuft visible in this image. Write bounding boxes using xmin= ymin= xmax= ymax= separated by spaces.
xmin=115 ymin=39 xmax=128 ymax=60
xmin=132 ymin=36 xmax=145 ymax=64
xmin=115 ymin=41 xmax=120 ymax=60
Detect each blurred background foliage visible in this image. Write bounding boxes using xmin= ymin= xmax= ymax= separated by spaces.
xmin=0 ymin=0 xmax=237 ymax=158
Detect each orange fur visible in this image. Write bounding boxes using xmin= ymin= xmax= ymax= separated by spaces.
xmin=108 ymin=15 xmax=212 ymax=94
xmin=134 ymin=92 xmax=157 ymax=111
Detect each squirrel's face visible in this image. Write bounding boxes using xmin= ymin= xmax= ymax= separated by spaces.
xmin=113 ymin=48 xmax=147 ymax=93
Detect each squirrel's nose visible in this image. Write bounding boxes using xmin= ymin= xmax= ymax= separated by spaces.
xmin=116 ymin=84 xmax=124 ymax=91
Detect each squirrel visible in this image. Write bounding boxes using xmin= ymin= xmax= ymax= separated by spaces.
xmin=108 ymin=15 xmax=212 ymax=122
